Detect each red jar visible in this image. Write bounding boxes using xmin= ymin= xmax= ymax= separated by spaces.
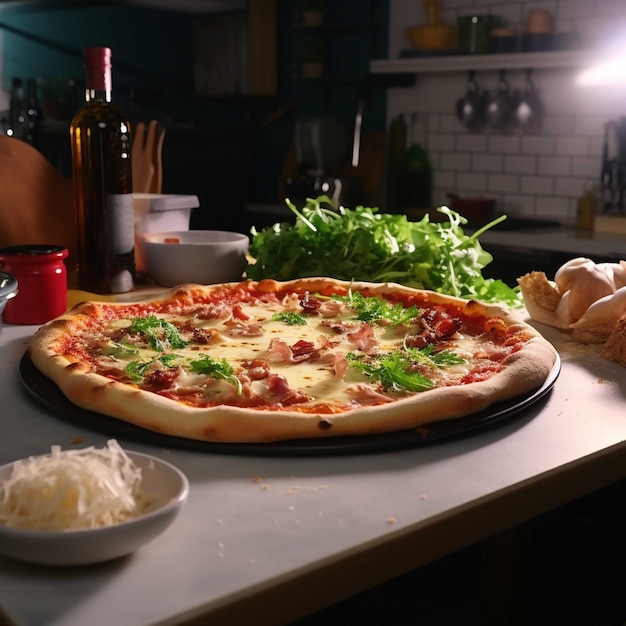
xmin=0 ymin=245 xmax=69 ymax=325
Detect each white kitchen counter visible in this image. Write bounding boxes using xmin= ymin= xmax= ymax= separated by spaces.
xmin=1 ymin=317 xmax=626 ymax=626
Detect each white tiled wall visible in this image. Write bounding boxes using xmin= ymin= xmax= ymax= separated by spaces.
xmin=387 ymin=0 xmax=626 ymax=220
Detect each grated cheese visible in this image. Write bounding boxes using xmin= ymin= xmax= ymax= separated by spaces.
xmin=0 ymin=440 xmax=145 ymax=530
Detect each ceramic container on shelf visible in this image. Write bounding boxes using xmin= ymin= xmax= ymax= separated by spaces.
xmin=522 ymin=8 xmax=554 ymax=51
xmin=404 ymin=0 xmax=457 ymax=54
xmin=457 ymin=14 xmax=502 ymax=54
xmin=526 ymin=9 xmax=554 ymax=34
xmin=489 ymin=27 xmax=517 ymax=53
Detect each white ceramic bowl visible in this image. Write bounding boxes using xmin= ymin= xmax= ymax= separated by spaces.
xmin=141 ymin=230 xmax=249 ymax=287
xmin=0 ymin=451 xmax=189 ymax=566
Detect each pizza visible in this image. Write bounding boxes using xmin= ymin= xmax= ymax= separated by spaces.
xmin=27 ymin=278 xmax=557 ymax=443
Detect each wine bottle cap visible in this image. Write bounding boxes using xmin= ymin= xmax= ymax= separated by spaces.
xmin=83 ymin=47 xmax=112 ymax=92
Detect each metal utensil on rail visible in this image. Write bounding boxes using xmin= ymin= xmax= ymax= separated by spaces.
xmin=455 ymin=71 xmax=488 ymax=131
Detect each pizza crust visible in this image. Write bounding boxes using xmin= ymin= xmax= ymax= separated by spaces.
xmin=28 ymin=279 xmax=558 ymax=443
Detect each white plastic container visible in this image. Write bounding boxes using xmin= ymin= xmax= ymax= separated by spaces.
xmin=133 ymin=193 xmax=199 ymax=273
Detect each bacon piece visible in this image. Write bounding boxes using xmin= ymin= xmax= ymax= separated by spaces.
xmin=321 ymin=319 xmax=353 ymax=334
xmin=194 ymin=302 xmax=231 ymax=320
xmin=299 ymin=292 xmax=321 ymax=315
xmin=144 ymin=367 xmax=180 ymax=390
xmin=266 ymin=373 xmax=312 ymax=405
xmin=267 ymin=338 xmax=320 ymax=363
xmin=267 ymin=338 xmax=292 ymax=362
xmin=291 ymin=339 xmax=321 ymax=362
xmin=329 ymin=351 xmax=349 ymax=378
xmin=242 ymin=358 xmax=271 ymax=380
xmin=347 ymin=323 xmax=378 ymax=351
xmin=280 ymin=292 xmax=301 ymax=311
xmin=405 ymin=309 xmax=462 ymax=348
xmin=404 ymin=333 xmax=432 ymax=349
xmin=223 ymin=319 xmax=263 ymax=337
xmin=320 ymin=319 xmax=377 ymax=350
xmin=346 ymin=383 xmax=394 ymax=405
xmin=318 ymin=299 xmax=345 ymax=318
xmin=192 ymin=328 xmax=216 ymax=345
xmin=316 ymin=334 xmax=341 ymax=351
xmin=231 ymin=304 xmax=249 ymax=321
xmin=433 ymin=316 xmax=462 ymax=339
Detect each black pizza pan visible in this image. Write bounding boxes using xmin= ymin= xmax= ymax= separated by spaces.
xmin=19 ymin=352 xmax=560 ymax=457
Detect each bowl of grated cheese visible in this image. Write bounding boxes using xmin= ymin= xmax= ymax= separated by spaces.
xmin=0 ymin=440 xmax=189 ymax=566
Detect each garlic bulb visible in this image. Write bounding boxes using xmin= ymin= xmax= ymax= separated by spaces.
xmin=570 ymin=286 xmax=626 ymax=344
xmin=554 ymin=257 xmax=616 ymax=322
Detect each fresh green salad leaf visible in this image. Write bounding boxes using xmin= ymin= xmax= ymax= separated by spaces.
xmin=105 ymin=341 xmax=140 ymax=358
xmin=404 ymin=342 xmax=465 ymax=367
xmin=189 ymin=355 xmax=242 ymax=395
xmin=347 ymin=351 xmax=433 ymax=393
xmin=271 ymin=311 xmax=307 ymax=325
xmin=247 ymin=196 xmax=520 ymax=307
xmin=346 ymin=344 xmax=465 ymax=393
xmin=125 ymin=354 xmax=180 ymax=382
xmin=327 ymin=291 xmax=419 ymax=326
xmin=130 ymin=315 xmax=188 ymax=351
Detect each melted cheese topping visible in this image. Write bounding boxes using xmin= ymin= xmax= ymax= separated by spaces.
xmin=58 ymin=288 xmax=520 ymax=412
xmin=0 ymin=440 xmax=146 ymax=530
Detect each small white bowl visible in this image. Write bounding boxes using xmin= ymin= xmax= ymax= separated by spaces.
xmin=0 ymin=451 xmax=189 ymax=566
xmin=141 ymin=230 xmax=249 ymax=287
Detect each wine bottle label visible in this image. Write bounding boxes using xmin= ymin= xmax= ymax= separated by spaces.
xmin=106 ymin=193 xmax=135 ymax=254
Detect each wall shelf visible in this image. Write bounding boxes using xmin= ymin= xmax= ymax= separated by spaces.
xmin=370 ymin=49 xmax=596 ymax=75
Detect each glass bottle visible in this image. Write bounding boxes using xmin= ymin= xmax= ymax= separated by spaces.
xmin=70 ymin=47 xmax=135 ymax=294
xmin=9 ymin=78 xmax=26 ymax=140
xmin=386 ymin=114 xmax=407 ymax=214
xmin=575 ymin=182 xmax=597 ymax=231
xmin=402 ymin=114 xmax=432 ymax=210
xmin=25 ymin=79 xmax=39 ymax=146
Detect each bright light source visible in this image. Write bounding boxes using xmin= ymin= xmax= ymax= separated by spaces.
xmin=576 ymin=56 xmax=626 ymax=86
xmin=576 ymin=33 xmax=626 ymax=86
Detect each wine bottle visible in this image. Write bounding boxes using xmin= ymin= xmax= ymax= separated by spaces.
xmin=9 ymin=78 xmax=26 ymax=140
xmin=25 ymin=78 xmax=39 ymax=146
xmin=70 ymin=47 xmax=135 ymax=294
xmin=402 ymin=113 xmax=432 ymax=210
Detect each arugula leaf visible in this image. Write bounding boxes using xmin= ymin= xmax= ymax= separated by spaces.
xmin=330 ymin=291 xmax=419 ymax=326
xmin=247 ymin=197 xmax=521 ymax=307
xmin=404 ymin=343 xmax=465 ymax=367
xmin=346 ymin=344 xmax=465 ymax=393
xmin=129 ymin=315 xmax=188 ymax=351
xmin=271 ymin=311 xmax=307 ymax=326
xmin=105 ymin=341 xmax=140 ymax=358
xmin=125 ymin=354 xmax=181 ymax=382
xmin=347 ymin=352 xmax=434 ymax=393
xmin=189 ymin=355 xmax=242 ymax=395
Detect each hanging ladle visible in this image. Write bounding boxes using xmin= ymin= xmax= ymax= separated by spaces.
xmin=455 ymin=71 xmax=488 ymax=130
xmin=514 ymin=69 xmax=545 ymax=133
xmin=486 ymin=69 xmax=515 ymax=131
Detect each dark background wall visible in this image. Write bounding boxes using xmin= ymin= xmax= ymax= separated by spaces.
xmin=0 ymin=0 xmax=389 ymax=232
